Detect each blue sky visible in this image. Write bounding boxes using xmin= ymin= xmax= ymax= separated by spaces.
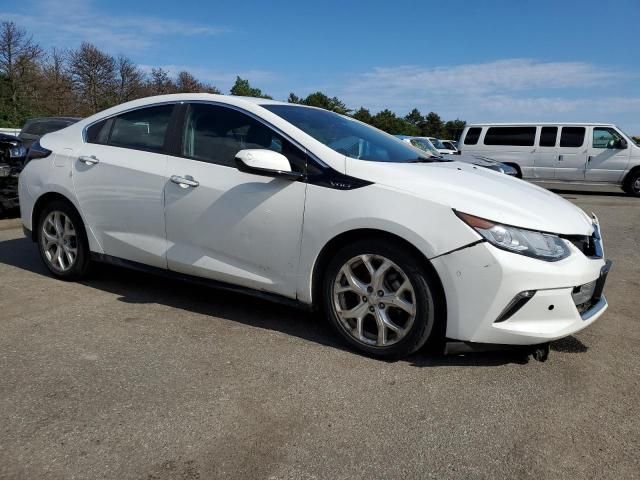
xmin=2 ymin=0 xmax=640 ymax=133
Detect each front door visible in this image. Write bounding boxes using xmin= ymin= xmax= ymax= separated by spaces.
xmin=585 ymin=126 xmax=630 ymax=183
xmin=555 ymin=126 xmax=587 ymax=181
xmin=164 ymin=103 xmax=307 ymax=298
xmin=72 ymin=104 xmax=175 ymax=268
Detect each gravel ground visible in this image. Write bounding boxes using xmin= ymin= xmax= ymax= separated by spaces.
xmin=0 ymin=189 xmax=638 ymax=480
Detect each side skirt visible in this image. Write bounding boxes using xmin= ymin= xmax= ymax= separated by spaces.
xmin=90 ymin=252 xmax=314 ymax=312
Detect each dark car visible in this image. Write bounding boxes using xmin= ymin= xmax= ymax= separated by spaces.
xmin=18 ymin=117 xmax=81 ymax=149
xmin=0 ymin=133 xmax=27 ymax=215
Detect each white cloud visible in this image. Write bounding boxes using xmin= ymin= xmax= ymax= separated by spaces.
xmin=0 ymin=0 xmax=229 ymax=52
xmin=335 ymin=59 xmax=640 ymax=133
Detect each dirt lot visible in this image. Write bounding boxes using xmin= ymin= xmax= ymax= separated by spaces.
xmin=0 ymin=189 xmax=638 ymax=480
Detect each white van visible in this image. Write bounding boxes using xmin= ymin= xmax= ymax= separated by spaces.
xmin=459 ymin=123 xmax=640 ymax=196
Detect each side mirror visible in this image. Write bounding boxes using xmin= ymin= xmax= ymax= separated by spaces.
xmin=234 ymin=149 xmax=303 ymax=180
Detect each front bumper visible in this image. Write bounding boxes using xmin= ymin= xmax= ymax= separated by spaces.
xmin=432 ymin=240 xmax=610 ymax=345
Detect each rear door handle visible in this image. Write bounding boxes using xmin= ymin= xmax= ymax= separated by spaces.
xmin=170 ymin=175 xmax=199 ymax=188
xmin=79 ymin=155 xmax=99 ymax=165
xmin=558 ymin=154 xmax=563 ymax=161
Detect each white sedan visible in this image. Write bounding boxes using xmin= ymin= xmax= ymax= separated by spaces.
xmin=18 ymin=94 xmax=611 ymax=359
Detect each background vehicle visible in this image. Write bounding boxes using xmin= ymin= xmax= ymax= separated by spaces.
xmin=440 ymin=140 xmax=459 ymax=153
xmin=0 ymin=133 xmax=26 ymax=215
xmin=19 ymin=94 xmax=609 ymax=359
xmin=397 ymin=135 xmax=518 ymax=176
xmin=18 ymin=117 xmax=81 ymax=149
xmin=459 ymin=123 xmax=640 ymax=195
xmin=428 ymin=137 xmax=457 ymax=155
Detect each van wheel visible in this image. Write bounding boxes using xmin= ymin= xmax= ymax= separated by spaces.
xmin=37 ymin=200 xmax=91 ymax=280
xmin=322 ymin=239 xmax=439 ymax=359
xmin=623 ymin=170 xmax=640 ymax=196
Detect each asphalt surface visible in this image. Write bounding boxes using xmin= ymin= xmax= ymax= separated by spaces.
xmin=1 ymin=188 xmax=639 ymax=479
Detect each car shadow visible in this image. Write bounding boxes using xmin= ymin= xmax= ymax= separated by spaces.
xmin=0 ymin=235 xmax=589 ymax=367
xmin=550 ymin=188 xmax=630 ymax=198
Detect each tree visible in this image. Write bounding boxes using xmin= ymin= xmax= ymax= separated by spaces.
xmin=443 ymin=119 xmax=466 ymax=140
xmin=38 ymin=48 xmax=74 ymax=116
xmin=0 ymin=21 xmax=42 ymax=123
xmin=287 ymin=92 xmax=301 ymax=104
xmin=230 ymin=76 xmax=271 ymax=99
xmin=68 ymin=42 xmax=116 ymax=114
xmin=116 ymin=55 xmax=144 ymax=103
xmin=352 ymin=107 xmax=372 ymax=124
xmin=174 ymin=71 xmax=219 ymax=94
xmin=370 ymin=109 xmax=414 ymax=135
xmin=148 ymin=67 xmax=176 ymax=95
xmin=421 ymin=111 xmax=444 ymax=137
xmin=300 ymin=91 xmax=350 ymax=115
xmin=404 ymin=108 xmax=423 ymax=127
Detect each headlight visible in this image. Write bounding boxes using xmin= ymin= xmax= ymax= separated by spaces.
xmin=456 ymin=212 xmax=570 ymax=261
xmin=9 ymin=146 xmax=26 ymax=157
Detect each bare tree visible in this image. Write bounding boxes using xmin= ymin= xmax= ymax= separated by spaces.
xmin=38 ymin=48 xmax=75 ymax=115
xmin=68 ymin=42 xmax=116 ymax=114
xmin=116 ymin=55 xmax=144 ymax=103
xmin=0 ymin=21 xmax=43 ymax=119
xmin=148 ymin=67 xmax=176 ymax=95
xmin=175 ymin=70 xmax=220 ymax=94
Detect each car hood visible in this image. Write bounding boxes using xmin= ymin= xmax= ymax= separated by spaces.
xmin=345 ymin=158 xmax=594 ymax=236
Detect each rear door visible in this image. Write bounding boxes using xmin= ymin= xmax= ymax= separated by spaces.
xmin=163 ymin=103 xmax=307 ymax=298
xmin=555 ymin=126 xmax=587 ymax=180
xmin=585 ymin=126 xmax=630 ymax=183
xmin=72 ymin=104 xmax=175 ymax=268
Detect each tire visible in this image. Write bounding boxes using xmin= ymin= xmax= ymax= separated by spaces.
xmin=322 ymin=238 xmax=441 ymax=359
xmin=36 ymin=199 xmax=91 ymax=280
xmin=623 ymin=170 xmax=640 ymax=197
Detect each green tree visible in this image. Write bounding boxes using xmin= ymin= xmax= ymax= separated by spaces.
xmin=421 ymin=111 xmax=444 ymax=137
xmin=229 ymin=76 xmax=271 ymax=99
xmin=300 ymin=91 xmax=350 ymax=115
xmin=443 ymin=119 xmax=466 ymax=140
xmin=287 ymin=92 xmax=301 ymax=104
xmin=404 ymin=108 xmax=423 ymax=127
xmin=352 ymin=107 xmax=373 ymax=124
xmin=370 ymin=109 xmax=415 ymax=135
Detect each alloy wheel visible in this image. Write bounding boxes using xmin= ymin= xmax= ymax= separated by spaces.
xmin=332 ymin=254 xmax=421 ymax=347
xmin=41 ymin=210 xmax=78 ymax=272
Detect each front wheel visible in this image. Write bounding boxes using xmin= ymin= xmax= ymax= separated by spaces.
xmin=322 ymin=239 xmax=440 ymax=359
xmin=37 ymin=200 xmax=91 ymax=280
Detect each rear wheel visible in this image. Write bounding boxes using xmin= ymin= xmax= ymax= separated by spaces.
xmin=623 ymin=170 xmax=640 ymax=196
xmin=322 ymin=239 xmax=440 ymax=359
xmin=37 ymin=200 xmax=91 ymax=280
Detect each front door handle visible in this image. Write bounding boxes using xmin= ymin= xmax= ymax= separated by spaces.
xmin=558 ymin=154 xmax=563 ymax=161
xmin=170 ymin=175 xmax=199 ymax=188
xmin=79 ymin=155 xmax=99 ymax=165
xmin=588 ymin=155 xmax=593 ymax=163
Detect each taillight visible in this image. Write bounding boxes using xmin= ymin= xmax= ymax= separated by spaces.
xmin=25 ymin=140 xmax=52 ymax=165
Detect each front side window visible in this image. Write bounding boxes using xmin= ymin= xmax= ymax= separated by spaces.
xmin=484 ymin=127 xmax=536 ymax=146
xmin=182 ymin=103 xmax=305 ymax=171
xmin=109 ymin=105 xmax=174 ymax=153
xmin=560 ymin=127 xmax=585 ymax=148
xmin=592 ymin=127 xmax=622 ymax=148
xmin=464 ymin=127 xmax=482 ymax=145
xmin=262 ymin=104 xmax=432 ymax=163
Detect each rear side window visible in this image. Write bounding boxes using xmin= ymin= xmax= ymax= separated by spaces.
xmin=560 ymin=127 xmax=585 ymax=148
xmin=539 ymin=126 xmax=558 ymax=147
xmin=463 ymin=127 xmax=482 ymax=145
xmin=484 ymin=127 xmax=536 ymax=146
xmin=182 ymin=103 xmax=305 ymax=171
xmin=86 ymin=118 xmax=113 ymax=144
xmin=109 ymin=105 xmax=174 ymax=153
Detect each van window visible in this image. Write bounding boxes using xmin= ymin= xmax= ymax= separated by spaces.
xmin=539 ymin=127 xmax=557 ymax=147
xmin=484 ymin=127 xmax=536 ymax=146
xmin=592 ymin=127 xmax=622 ymax=148
xmin=560 ymin=127 xmax=585 ymax=148
xmin=464 ymin=127 xmax=482 ymax=145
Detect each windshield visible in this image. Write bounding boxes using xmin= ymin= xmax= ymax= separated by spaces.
xmin=262 ymin=105 xmax=432 ymax=163
xmin=409 ymin=138 xmax=441 ymax=157
xmin=429 ymin=137 xmax=447 ymax=149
